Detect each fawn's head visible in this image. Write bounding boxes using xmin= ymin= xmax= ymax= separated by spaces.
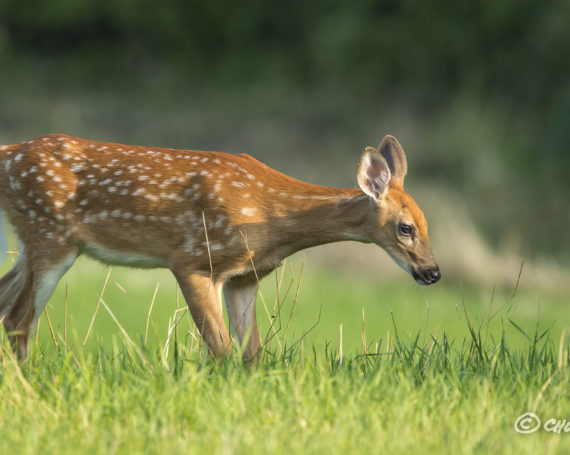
xmin=357 ymin=135 xmax=441 ymax=285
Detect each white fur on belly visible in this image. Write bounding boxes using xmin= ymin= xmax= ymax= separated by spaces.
xmin=82 ymin=243 xmax=167 ymax=269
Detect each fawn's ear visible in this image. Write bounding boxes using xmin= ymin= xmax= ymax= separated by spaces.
xmin=357 ymin=147 xmax=391 ymax=200
xmin=378 ymin=135 xmax=407 ymax=188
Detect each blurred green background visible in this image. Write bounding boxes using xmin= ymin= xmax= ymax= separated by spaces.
xmin=0 ymin=1 xmax=568 ymax=352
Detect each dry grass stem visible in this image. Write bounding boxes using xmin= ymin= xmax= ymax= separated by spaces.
xmin=83 ymin=268 xmax=112 ymax=346
xmin=145 ymin=282 xmax=160 ymax=345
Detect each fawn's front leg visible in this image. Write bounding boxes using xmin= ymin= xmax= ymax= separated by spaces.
xmin=172 ymin=270 xmax=232 ymax=358
xmin=223 ymin=275 xmax=261 ymax=360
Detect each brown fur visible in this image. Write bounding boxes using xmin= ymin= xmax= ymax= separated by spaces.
xmin=0 ymin=134 xmax=438 ymax=359
xmin=388 ymin=188 xmax=428 ymax=238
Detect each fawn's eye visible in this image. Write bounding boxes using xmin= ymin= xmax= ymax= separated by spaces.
xmin=399 ymin=223 xmax=412 ymax=236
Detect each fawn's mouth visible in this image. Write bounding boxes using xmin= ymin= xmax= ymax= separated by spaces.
xmin=387 ymin=253 xmax=441 ymax=285
xmin=412 ymin=266 xmax=442 ymax=286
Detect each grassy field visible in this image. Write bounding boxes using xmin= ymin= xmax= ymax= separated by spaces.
xmin=0 ymin=255 xmax=569 ymax=454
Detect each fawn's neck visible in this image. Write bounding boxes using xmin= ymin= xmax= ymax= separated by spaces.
xmin=264 ymin=186 xmax=373 ymax=259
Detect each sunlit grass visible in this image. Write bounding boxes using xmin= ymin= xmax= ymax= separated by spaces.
xmin=9 ymin=253 xmax=566 ymax=356
xmin=0 ymin=256 xmax=569 ymax=454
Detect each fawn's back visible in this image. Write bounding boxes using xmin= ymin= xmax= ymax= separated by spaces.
xmin=0 ymin=134 xmax=308 ymax=276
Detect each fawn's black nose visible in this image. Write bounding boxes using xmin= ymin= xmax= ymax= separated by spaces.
xmin=412 ymin=265 xmax=442 ymax=285
xmin=427 ymin=266 xmax=441 ymax=283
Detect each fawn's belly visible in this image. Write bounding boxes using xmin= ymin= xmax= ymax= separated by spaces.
xmin=81 ymin=243 xmax=168 ymax=269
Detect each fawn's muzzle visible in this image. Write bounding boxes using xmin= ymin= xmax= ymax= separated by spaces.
xmin=412 ymin=265 xmax=441 ymax=285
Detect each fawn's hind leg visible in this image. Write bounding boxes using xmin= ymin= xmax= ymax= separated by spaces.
xmin=2 ymin=245 xmax=77 ymax=359
xmin=0 ymin=247 xmax=28 ymax=321
xmin=223 ymin=275 xmax=261 ymax=360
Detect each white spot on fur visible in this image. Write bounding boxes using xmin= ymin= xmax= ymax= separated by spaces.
xmin=209 ymin=243 xmax=222 ymax=251
xmin=144 ymin=194 xmax=159 ymax=202
xmin=240 ymin=207 xmax=256 ymax=217
xmin=214 ymin=214 xmax=225 ymax=228
xmin=183 ymin=234 xmax=195 ymax=253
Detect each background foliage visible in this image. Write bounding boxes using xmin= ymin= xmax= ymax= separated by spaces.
xmin=0 ymin=0 xmax=568 ymax=262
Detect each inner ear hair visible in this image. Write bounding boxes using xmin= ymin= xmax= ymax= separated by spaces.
xmin=357 ymin=147 xmax=391 ymax=200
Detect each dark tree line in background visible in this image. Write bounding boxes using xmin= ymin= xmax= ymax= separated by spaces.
xmin=0 ymin=0 xmax=568 ymax=261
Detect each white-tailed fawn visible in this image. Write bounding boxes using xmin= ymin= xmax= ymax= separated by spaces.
xmin=0 ymin=134 xmax=440 ymax=359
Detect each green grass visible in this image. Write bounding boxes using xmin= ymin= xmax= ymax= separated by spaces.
xmin=10 ymin=255 xmax=568 ymax=355
xmin=0 ymin=256 xmax=569 ymax=454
